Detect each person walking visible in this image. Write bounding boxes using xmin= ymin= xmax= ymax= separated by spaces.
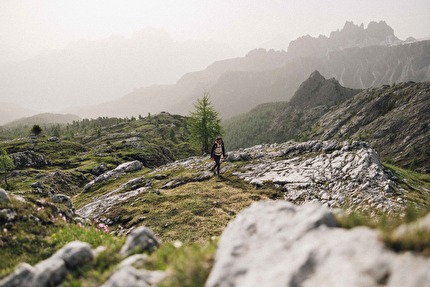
xmin=210 ymin=136 xmax=226 ymax=176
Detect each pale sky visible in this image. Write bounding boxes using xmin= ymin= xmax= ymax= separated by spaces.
xmin=1 ymin=0 xmax=430 ymax=62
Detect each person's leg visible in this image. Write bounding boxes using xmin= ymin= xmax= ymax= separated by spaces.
xmin=214 ymin=155 xmax=220 ymax=175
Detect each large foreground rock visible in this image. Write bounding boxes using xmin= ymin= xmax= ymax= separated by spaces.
xmin=205 ymin=201 xmax=430 ymax=287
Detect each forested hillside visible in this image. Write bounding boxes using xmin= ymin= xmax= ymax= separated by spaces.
xmin=0 ymin=112 xmax=194 ymax=171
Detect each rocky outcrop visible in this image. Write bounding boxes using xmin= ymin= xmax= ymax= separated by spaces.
xmin=228 ymin=140 xmax=403 ymax=214
xmin=11 ymin=151 xmax=50 ymax=169
xmin=84 ymin=160 xmax=143 ymax=191
xmin=310 ymin=81 xmax=430 ymax=172
xmin=131 ymin=146 xmax=175 ymax=168
xmin=206 ymin=201 xmax=430 ymax=287
xmin=77 ymin=175 xmax=152 ymax=220
xmin=0 ymin=241 xmax=93 ymax=287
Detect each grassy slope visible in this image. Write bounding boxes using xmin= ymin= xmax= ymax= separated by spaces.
xmin=1 ymin=114 xmax=430 ymax=286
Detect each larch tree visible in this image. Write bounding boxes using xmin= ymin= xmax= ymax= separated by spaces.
xmin=188 ymin=92 xmax=223 ymax=154
xmin=0 ymin=148 xmax=15 ymax=189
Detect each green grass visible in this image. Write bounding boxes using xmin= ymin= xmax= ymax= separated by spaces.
xmin=384 ymin=163 xmax=430 ymax=210
xmin=145 ymin=241 xmax=217 ymax=287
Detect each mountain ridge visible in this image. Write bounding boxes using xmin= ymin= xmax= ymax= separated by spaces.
xmin=67 ymin=38 xmax=430 ymax=120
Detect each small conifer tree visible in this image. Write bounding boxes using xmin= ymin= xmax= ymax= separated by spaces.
xmin=0 ymin=148 xmax=15 ymax=189
xmin=188 ymin=92 xmax=223 ymax=154
xmin=31 ymin=125 xmax=42 ymax=137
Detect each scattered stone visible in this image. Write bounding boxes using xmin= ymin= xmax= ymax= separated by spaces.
xmin=30 ymin=182 xmax=44 ymax=190
xmin=0 ymin=188 xmax=10 ymax=203
xmin=101 ymin=266 xmax=165 ymax=287
xmin=51 ymin=194 xmax=73 ymax=210
xmin=120 ymin=226 xmax=160 ymax=257
xmin=154 ymin=174 xmax=167 ymax=180
xmin=122 ymin=176 xmax=148 ymax=190
xmin=161 ymin=180 xmax=185 ymax=189
xmin=0 ymin=209 xmax=17 ymax=222
xmin=0 ymin=241 xmax=94 ymax=287
xmin=91 ymin=163 xmax=109 ymax=176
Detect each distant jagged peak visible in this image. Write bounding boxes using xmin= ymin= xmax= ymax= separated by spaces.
xmin=330 ymin=20 xmax=396 ymax=40
xmin=288 ymin=20 xmax=401 ymax=58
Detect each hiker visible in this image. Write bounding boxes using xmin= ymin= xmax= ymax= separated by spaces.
xmin=210 ymin=136 xmax=226 ymax=176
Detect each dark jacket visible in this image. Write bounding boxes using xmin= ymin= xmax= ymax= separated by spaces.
xmin=211 ymin=141 xmax=225 ymax=158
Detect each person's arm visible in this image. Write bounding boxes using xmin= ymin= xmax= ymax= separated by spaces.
xmin=210 ymin=144 xmax=215 ymax=158
xmin=222 ymin=144 xmax=226 ymax=157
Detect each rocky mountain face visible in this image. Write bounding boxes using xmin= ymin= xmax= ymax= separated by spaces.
xmin=225 ymin=74 xmax=430 ymax=173
xmin=224 ymin=71 xmax=361 ymax=149
xmin=286 ymin=70 xmax=361 ymax=109
xmin=308 ymin=81 xmax=430 ymax=173
xmin=68 ymin=22 xmax=430 ymax=120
